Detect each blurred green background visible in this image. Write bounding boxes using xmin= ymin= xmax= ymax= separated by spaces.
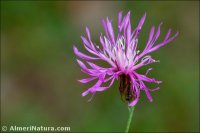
xmin=1 ymin=1 xmax=199 ymax=132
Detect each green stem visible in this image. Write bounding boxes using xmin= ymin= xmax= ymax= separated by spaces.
xmin=125 ymin=106 xmax=135 ymax=133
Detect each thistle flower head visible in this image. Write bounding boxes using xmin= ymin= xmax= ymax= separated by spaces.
xmin=74 ymin=11 xmax=178 ymax=106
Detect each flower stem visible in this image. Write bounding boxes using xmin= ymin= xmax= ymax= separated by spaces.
xmin=125 ymin=106 xmax=135 ymax=133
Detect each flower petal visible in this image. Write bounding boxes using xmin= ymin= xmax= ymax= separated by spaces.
xmin=136 ymin=73 xmax=162 ymax=84
xmin=81 ymin=36 xmax=91 ymax=48
xmin=129 ymin=96 xmax=139 ymax=106
xmin=131 ymin=56 xmax=158 ymax=70
xmin=86 ymin=27 xmax=91 ymax=41
xmin=119 ymin=11 xmax=130 ymax=32
xmin=78 ymin=77 xmax=97 ymax=83
xmin=73 ymin=46 xmax=99 ymax=60
xmin=76 ymin=59 xmax=91 ymax=74
xmin=126 ymin=21 xmax=132 ymax=46
xmin=87 ymin=61 xmax=104 ymax=70
xmin=82 ymin=90 xmax=90 ymax=97
xmin=134 ymin=12 xmax=146 ymax=38
xmin=145 ymin=68 xmax=153 ymax=75
xmin=129 ymin=74 xmax=140 ymax=106
xmin=146 ymin=31 xmax=179 ymax=54
xmin=144 ymin=87 xmax=153 ymax=102
xmin=96 ymin=76 xmax=115 ymax=91
xmin=149 ymin=87 xmax=160 ymax=92
xmin=82 ymin=79 xmax=103 ymax=96
xmin=76 ymin=60 xmax=99 ymax=76
xmin=100 ymin=34 xmax=105 ymax=48
xmin=151 ymin=22 xmax=163 ymax=45
xmin=138 ymin=80 xmax=153 ymax=102
xmin=147 ymin=26 xmax=155 ymax=46
xmin=118 ymin=11 xmax=123 ymax=27
xmin=137 ymin=12 xmax=146 ymax=30
xmin=101 ymin=19 xmax=109 ymax=39
xmin=164 ymin=29 xmax=171 ymax=41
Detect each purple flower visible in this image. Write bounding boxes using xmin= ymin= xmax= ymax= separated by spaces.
xmin=74 ymin=11 xmax=178 ymax=106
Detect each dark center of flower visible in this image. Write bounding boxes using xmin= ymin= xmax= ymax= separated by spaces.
xmin=119 ymin=74 xmax=134 ymax=103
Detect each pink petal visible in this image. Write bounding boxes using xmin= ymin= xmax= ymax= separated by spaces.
xmin=81 ymin=79 xmax=103 ymax=96
xmin=101 ymin=19 xmax=109 ymax=39
xmin=87 ymin=61 xmax=104 ymax=70
xmin=149 ymin=87 xmax=160 ymax=92
xmin=86 ymin=27 xmax=91 ymax=41
xmin=81 ymin=36 xmax=91 ymax=48
xmin=118 ymin=11 xmax=123 ymax=27
xmin=147 ymin=26 xmax=155 ymax=46
xmin=164 ymin=29 xmax=171 ymax=41
xmin=73 ymin=46 xmax=99 ymax=60
xmin=120 ymin=11 xmax=130 ymax=32
xmin=137 ymin=12 xmax=146 ymax=30
xmin=147 ymin=32 xmax=179 ymax=53
xmin=129 ymin=74 xmax=140 ymax=106
xmin=144 ymin=88 xmax=153 ymax=102
xmin=106 ymin=17 xmax=115 ymax=44
xmin=129 ymin=97 xmax=139 ymax=107
xmin=126 ymin=21 xmax=132 ymax=45
xmin=134 ymin=12 xmax=146 ymax=38
xmin=136 ymin=73 xmax=162 ymax=84
xmin=145 ymin=68 xmax=153 ymax=75
xmin=78 ymin=77 xmax=97 ymax=83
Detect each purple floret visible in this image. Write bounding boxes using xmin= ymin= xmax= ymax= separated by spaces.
xmin=74 ymin=11 xmax=178 ymax=106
